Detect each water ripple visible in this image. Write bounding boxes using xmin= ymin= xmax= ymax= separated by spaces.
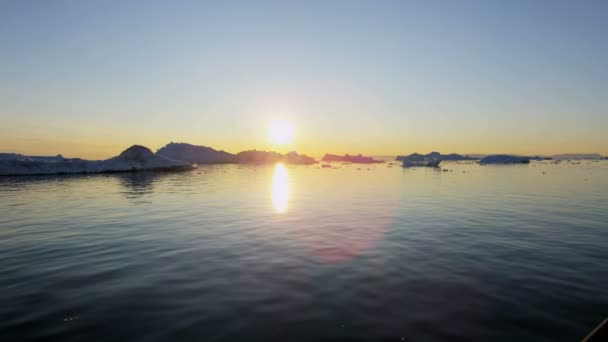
xmin=0 ymin=162 xmax=607 ymax=341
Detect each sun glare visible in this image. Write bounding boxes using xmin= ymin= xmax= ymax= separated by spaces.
xmin=268 ymin=119 xmax=294 ymax=145
xmin=272 ymin=163 xmax=289 ymax=213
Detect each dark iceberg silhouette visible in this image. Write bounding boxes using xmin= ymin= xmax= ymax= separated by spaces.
xmin=3 ymin=141 xmax=600 ymax=176
xmin=285 ymin=151 xmax=316 ymax=165
xmin=0 ymin=145 xmax=191 ymax=176
xmin=396 ymin=152 xmax=476 ymax=162
xmin=479 ymin=155 xmax=530 ymax=164
xmin=321 ymin=154 xmax=383 ymax=164
xmin=396 ymin=152 xmax=476 ymax=167
xmin=235 ymin=150 xmax=315 ymax=164
xmin=550 ymin=153 xmax=604 ymax=160
xmin=236 ymin=150 xmax=283 ymax=164
xmin=157 ymin=142 xmax=236 ymax=164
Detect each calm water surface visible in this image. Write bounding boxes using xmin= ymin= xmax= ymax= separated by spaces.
xmin=1 ymin=161 xmax=607 ymax=341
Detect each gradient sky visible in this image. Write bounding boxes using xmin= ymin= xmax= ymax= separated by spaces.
xmin=1 ymin=0 xmax=607 ymax=159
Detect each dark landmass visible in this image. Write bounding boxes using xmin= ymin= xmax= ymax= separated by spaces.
xmin=479 ymin=155 xmax=530 ymax=164
xmin=0 ymin=145 xmax=192 ymax=176
xmin=322 ymin=154 xmax=384 ymax=163
xmin=157 ymin=142 xmax=236 ymax=164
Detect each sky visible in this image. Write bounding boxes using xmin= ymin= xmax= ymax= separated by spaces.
xmin=1 ymin=0 xmax=607 ymax=159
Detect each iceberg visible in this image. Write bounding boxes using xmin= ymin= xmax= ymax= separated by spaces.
xmin=321 ymin=153 xmax=383 ymax=164
xmin=285 ymin=151 xmax=316 ymax=165
xmin=101 ymin=145 xmax=192 ymax=171
xmin=550 ymin=153 xmax=604 ymax=160
xmin=0 ymin=145 xmax=192 ymax=176
xmin=397 ymin=152 xmax=478 ymax=168
xmin=479 ymin=155 xmax=530 ymax=164
xmin=157 ymin=143 xmax=316 ymax=165
xmin=235 ymin=150 xmax=316 ymax=164
xmin=402 ymin=158 xmax=441 ymax=168
xmin=397 ymin=152 xmax=456 ymax=168
xmin=396 ymin=152 xmax=476 ymax=163
xmin=157 ymin=142 xmax=236 ymax=164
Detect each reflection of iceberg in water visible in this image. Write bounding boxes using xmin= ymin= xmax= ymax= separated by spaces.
xmin=272 ymin=163 xmax=289 ymax=213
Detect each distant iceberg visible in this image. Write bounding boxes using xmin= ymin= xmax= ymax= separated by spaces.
xmin=402 ymin=158 xmax=441 ymax=168
xmin=235 ymin=150 xmax=316 ymax=164
xmin=479 ymin=155 xmax=530 ymax=164
xmin=157 ymin=142 xmax=236 ymax=164
xmin=396 ymin=152 xmax=476 ymax=163
xmin=284 ymin=151 xmax=316 ymax=165
xmin=550 ymin=153 xmax=604 ymax=160
xmin=321 ymin=153 xmax=383 ymax=164
xmin=0 ymin=145 xmax=192 ymax=176
xmin=397 ymin=152 xmax=476 ymax=168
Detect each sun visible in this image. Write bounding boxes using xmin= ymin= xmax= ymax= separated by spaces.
xmin=268 ymin=119 xmax=294 ymax=145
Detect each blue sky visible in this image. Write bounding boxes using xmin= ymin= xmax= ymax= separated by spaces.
xmin=1 ymin=0 xmax=606 ymax=158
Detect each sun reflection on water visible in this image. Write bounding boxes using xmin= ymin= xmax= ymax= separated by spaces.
xmin=272 ymin=163 xmax=289 ymax=213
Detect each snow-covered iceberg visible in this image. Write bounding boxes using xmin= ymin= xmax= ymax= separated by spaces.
xmin=479 ymin=155 xmax=530 ymax=164
xmin=0 ymin=145 xmax=192 ymax=176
